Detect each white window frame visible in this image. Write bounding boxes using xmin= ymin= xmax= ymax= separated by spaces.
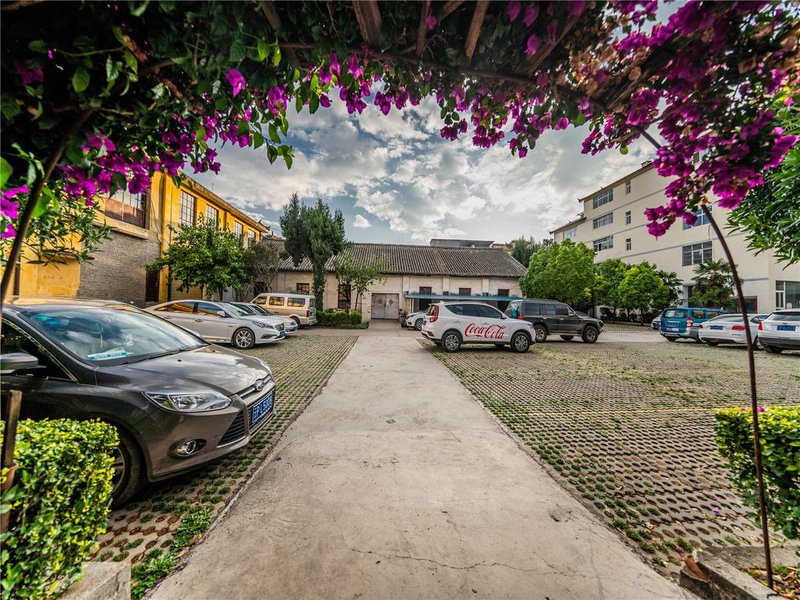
xmin=625 ymin=238 xmax=631 ymax=251
xmin=592 ymin=190 xmax=614 ymax=210
xmin=625 ymin=180 xmax=631 ymax=194
xmin=592 ymin=212 xmax=613 ymax=229
xmin=593 ymin=236 xmax=613 ymax=252
xmin=682 ymin=241 xmax=712 ymax=266
xmin=625 ymin=210 xmax=631 ymax=225
xmin=563 ymin=227 xmax=577 ymax=240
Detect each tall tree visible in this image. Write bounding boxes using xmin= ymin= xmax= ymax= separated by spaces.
xmin=149 ymin=220 xmax=245 ymax=300
xmin=656 ymin=269 xmax=683 ymax=306
xmin=519 ymin=240 xmax=595 ymax=306
xmin=334 ymin=253 xmax=386 ymax=312
xmin=235 ymin=242 xmax=280 ymax=301
xmin=618 ymin=263 xmax=670 ymax=325
xmin=280 ymin=194 xmax=346 ymax=310
xmin=594 ymin=259 xmax=629 ymax=318
xmin=690 ymin=259 xmax=734 ymax=308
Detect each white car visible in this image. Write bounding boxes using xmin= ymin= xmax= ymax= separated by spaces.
xmin=228 ymin=302 xmax=299 ymax=334
xmin=758 ymin=309 xmax=800 ymax=354
xmin=147 ymin=300 xmax=285 ymax=349
xmin=698 ymin=313 xmax=768 ymax=349
xmin=421 ymin=301 xmax=536 ymax=353
xmin=403 ymin=311 xmax=427 ymax=330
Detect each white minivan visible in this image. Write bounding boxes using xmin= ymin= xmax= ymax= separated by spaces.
xmin=252 ymin=293 xmax=317 ymax=327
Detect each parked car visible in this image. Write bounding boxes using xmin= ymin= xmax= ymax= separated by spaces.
xmin=758 ymin=309 xmax=800 ymax=353
xmin=1 ymin=298 xmax=276 ymax=506
xmin=252 ymin=292 xmax=317 ymax=327
xmin=228 ymin=302 xmax=299 ymax=333
xmin=651 ymin=309 xmax=667 ymax=330
xmin=421 ymin=301 xmax=535 ymax=353
xmin=698 ymin=313 xmax=768 ymax=349
xmin=659 ymin=307 xmax=724 ymax=342
xmin=504 ymin=299 xmax=603 ymax=343
xmin=403 ymin=311 xmax=427 ymax=330
xmin=146 ymin=300 xmax=284 ymax=349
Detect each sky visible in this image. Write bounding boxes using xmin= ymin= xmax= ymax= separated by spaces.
xmin=193 ymin=94 xmax=655 ymax=245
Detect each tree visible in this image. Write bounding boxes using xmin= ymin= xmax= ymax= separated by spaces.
xmin=334 ymin=253 xmax=386 ymax=312
xmin=593 ymin=259 xmax=629 ymax=319
xmin=510 ymin=237 xmax=550 ymax=267
xmin=149 ymin=221 xmax=245 ymax=300
xmin=279 ymin=194 xmax=346 ymax=310
xmin=656 ymin=269 xmax=683 ymax=306
xmin=618 ymin=263 xmax=670 ymax=325
xmin=519 ymin=240 xmax=595 ymax=306
xmin=728 ymin=104 xmax=800 ymax=265
xmin=235 ymin=242 xmax=280 ymax=302
xmin=689 ymin=259 xmax=734 ymax=308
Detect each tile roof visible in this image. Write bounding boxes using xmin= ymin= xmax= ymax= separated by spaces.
xmin=268 ymin=241 xmax=526 ymax=278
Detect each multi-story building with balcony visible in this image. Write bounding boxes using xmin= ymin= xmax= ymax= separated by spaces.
xmin=551 ymin=162 xmax=799 ymax=312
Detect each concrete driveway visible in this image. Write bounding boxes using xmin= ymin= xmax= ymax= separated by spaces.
xmin=154 ymin=334 xmax=691 ymax=600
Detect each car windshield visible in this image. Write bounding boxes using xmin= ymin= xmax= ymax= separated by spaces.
xmin=21 ymin=305 xmax=206 ymax=365
xmin=768 ymin=312 xmax=800 ymax=322
xmin=247 ymin=304 xmax=272 ymax=316
xmin=663 ymin=309 xmax=686 ymax=318
xmin=708 ymin=314 xmax=743 ymax=322
xmin=220 ymin=302 xmax=249 ymax=317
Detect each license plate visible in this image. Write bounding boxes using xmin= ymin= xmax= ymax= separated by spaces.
xmin=777 ymin=325 xmax=796 ymax=331
xmin=279 ymin=330 xmax=285 ymax=338
xmin=251 ymin=391 xmax=274 ymax=424
xmin=667 ymin=327 xmax=679 ymax=332
xmin=709 ymin=325 xmax=723 ymax=330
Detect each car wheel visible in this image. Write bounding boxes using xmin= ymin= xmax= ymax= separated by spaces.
xmin=232 ymin=327 xmax=256 ymax=349
xmin=534 ymin=324 xmax=548 ymax=343
xmin=414 ymin=318 xmax=423 ymax=330
xmin=754 ymin=337 xmax=763 ymax=351
xmin=292 ymin=316 xmax=301 ymax=328
xmin=110 ymin=428 xmax=145 ymax=508
xmin=442 ymin=330 xmax=462 ymax=353
xmin=763 ymin=345 xmax=782 ymax=354
xmin=705 ymin=340 xmax=719 ymax=346
xmin=511 ymin=331 xmax=531 ymax=353
xmin=665 ymin=336 xmax=677 ymax=342
xmin=560 ymin=335 xmax=574 ymax=341
xmin=582 ymin=326 xmax=599 ymax=344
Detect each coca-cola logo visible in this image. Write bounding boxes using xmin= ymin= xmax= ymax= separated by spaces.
xmin=464 ymin=323 xmax=506 ymax=339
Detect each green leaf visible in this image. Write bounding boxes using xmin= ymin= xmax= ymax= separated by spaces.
xmin=28 ymin=40 xmax=48 ymax=53
xmin=252 ymin=131 xmax=264 ymax=149
xmin=229 ymin=38 xmax=246 ymax=63
xmin=130 ymin=0 xmax=150 ymax=17
xmin=31 ymin=187 xmax=53 ymax=218
xmin=295 ymin=95 xmax=303 ymax=113
xmin=309 ymin=94 xmax=319 ymax=114
xmin=620 ymin=145 xmax=629 ymax=155
xmin=72 ymin=67 xmax=90 ymax=93
xmin=0 ymin=157 xmax=12 ymax=188
xmin=272 ymin=46 xmax=282 ymax=67
xmin=105 ymin=56 xmax=120 ymax=82
xmin=257 ymin=39 xmax=269 ymax=62
xmin=284 ymin=152 xmax=293 ymax=169
xmin=268 ymin=124 xmax=280 ymax=144
xmin=267 ymin=145 xmax=278 ymax=164
xmin=123 ymin=50 xmax=138 ymax=73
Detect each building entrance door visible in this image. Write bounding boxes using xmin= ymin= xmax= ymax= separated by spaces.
xmin=371 ymin=293 xmax=399 ymax=319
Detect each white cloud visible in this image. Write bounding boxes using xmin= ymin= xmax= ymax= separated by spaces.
xmin=353 ymin=214 xmax=371 ymax=228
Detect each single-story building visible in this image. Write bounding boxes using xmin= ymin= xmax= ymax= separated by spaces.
xmin=268 ymin=241 xmax=527 ymax=321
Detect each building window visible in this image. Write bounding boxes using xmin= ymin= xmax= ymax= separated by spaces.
xmin=563 ymin=227 xmax=577 ymax=240
xmin=296 ymin=283 xmax=310 ymax=294
xmin=682 ymin=241 xmax=712 ymax=266
xmin=776 ymin=280 xmax=800 ymax=309
xmin=458 ymin=288 xmax=472 ymax=296
xmin=337 ymin=284 xmax=351 ymax=310
xmin=625 ymin=179 xmax=631 ymax=194
xmin=179 ymin=191 xmax=196 ymax=226
xmin=498 ymin=289 xmax=509 ymax=297
xmin=247 ymin=230 xmax=256 ymax=247
xmin=683 ymin=206 xmax=712 ymax=229
xmin=592 ymin=212 xmax=613 ymax=229
xmin=205 ymin=205 xmax=219 ymax=228
xmin=625 ymin=238 xmax=632 ymax=251
xmin=105 ymin=188 xmax=146 ymax=228
xmin=593 ymin=236 xmax=613 ymax=252
xmin=625 ymin=210 xmax=631 ymax=225
xmin=233 ymin=221 xmax=243 ymax=238
xmin=592 ymin=190 xmax=613 ymax=210
xmin=418 ymin=286 xmax=433 ymax=311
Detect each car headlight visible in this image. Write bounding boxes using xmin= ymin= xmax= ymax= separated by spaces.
xmin=252 ymin=320 xmax=269 ymax=328
xmin=145 ymin=390 xmax=231 ymax=412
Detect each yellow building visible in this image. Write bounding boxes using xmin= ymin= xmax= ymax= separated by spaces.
xmin=6 ymin=172 xmax=270 ymax=304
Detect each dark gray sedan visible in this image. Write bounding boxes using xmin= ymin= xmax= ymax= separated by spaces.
xmin=1 ymin=298 xmax=277 ymax=506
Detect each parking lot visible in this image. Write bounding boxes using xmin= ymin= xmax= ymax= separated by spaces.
xmin=425 ymin=329 xmax=799 ymax=573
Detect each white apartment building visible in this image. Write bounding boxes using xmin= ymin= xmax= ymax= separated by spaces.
xmin=551 ymin=162 xmax=799 ymax=313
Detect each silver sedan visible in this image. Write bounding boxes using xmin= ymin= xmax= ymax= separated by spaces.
xmin=698 ymin=313 xmax=768 ymax=349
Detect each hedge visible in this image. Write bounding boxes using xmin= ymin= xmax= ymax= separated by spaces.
xmin=0 ymin=419 xmax=117 ymax=599
xmin=317 ymin=310 xmax=362 ymax=326
xmin=715 ymin=407 xmax=800 ymax=549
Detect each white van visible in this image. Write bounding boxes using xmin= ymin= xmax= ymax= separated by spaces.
xmin=252 ymin=293 xmax=317 ymax=327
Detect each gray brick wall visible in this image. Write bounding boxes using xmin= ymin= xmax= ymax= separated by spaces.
xmin=78 ymin=231 xmax=161 ymax=306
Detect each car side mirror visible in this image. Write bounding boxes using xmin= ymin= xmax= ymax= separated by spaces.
xmin=1 ymin=352 xmax=40 ymax=375
xmin=217 ymin=310 xmax=227 ymax=318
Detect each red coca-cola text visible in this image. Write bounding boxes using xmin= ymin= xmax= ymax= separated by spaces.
xmin=464 ymin=323 xmax=506 ymax=339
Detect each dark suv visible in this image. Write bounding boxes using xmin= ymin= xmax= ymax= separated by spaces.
xmin=505 ymin=299 xmax=603 ymax=343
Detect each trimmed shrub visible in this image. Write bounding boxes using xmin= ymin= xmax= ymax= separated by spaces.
xmin=715 ymin=407 xmax=800 ymax=546
xmin=350 ymin=310 xmax=362 ymax=324
xmin=1 ymin=419 xmax=117 ymax=599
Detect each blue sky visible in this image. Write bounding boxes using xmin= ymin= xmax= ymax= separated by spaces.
xmin=193 ymin=94 xmax=654 ymax=244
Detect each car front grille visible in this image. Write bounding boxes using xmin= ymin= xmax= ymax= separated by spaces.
xmin=237 ymin=378 xmax=273 ymax=403
xmin=218 ymin=411 xmax=246 ymax=446
xmin=276 ymin=323 xmax=284 ymax=332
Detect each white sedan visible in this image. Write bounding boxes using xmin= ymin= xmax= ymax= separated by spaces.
xmin=403 ymin=311 xmax=427 ymax=330
xmin=698 ymin=313 xmax=769 ymax=349
xmin=147 ymin=300 xmax=285 ymax=349
xmin=759 ymin=309 xmax=800 ymax=354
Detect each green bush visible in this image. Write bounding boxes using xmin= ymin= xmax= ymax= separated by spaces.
xmin=350 ymin=310 xmax=362 ymax=324
xmin=317 ymin=309 xmax=361 ymax=326
xmin=0 ymin=419 xmax=117 ymax=599
xmin=715 ymin=407 xmax=800 ymax=545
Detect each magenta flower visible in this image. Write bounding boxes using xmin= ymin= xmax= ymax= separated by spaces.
xmin=319 ymin=94 xmax=331 ymax=108
xmin=329 ymin=53 xmax=341 ymax=77
xmin=14 ymin=60 xmax=44 ymax=85
xmin=554 ymin=117 xmax=569 ymax=130
xmin=426 ymin=13 xmax=437 ymax=30
xmin=568 ymin=1 xmax=586 ymax=17
xmin=547 ymin=20 xmax=558 ymax=44
xmin=346 ymin=54 xmax=362 ymax=79
xmin=1 ymin=222 xmax=15 ymax=239
xmin=225 ymin=69 xmax=246 ymax=97
xmin=523 ymin=4 xmax=539 ymax=26
xmin=506 ymin=0 xmax=521 ymax=21
xmin=526 ymin=35 xmax=541 ymax=56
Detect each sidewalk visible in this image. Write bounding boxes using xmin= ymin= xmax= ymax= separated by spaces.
xmin=154 ymin=336 xmax=691 ymax=600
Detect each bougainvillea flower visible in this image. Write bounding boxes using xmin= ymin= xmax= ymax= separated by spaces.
xmin=225 ymin=69 xmax=246 ymax=97
xmin=526 ymin=35 xmax=541 ymax=56
xmin=523 ymin=4 xmax=538 ymax=26
xmin=1 ymin=222 xmax=16 ymax=239
xmin=425 ymin=13 xmax=437 ymax=30
xmin=506 ymin=0 xmax=521 ymax=21
xmin=14 ymin=60 xmax=44 ymax=85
